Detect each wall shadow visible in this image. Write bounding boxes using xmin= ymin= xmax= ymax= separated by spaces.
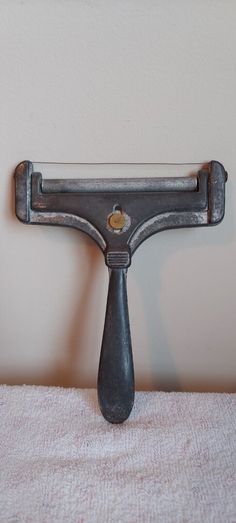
xmin=131 ymin=174 xmax=235 ymax=393
xmin=0 ymin=240 xmax=103 ymax=389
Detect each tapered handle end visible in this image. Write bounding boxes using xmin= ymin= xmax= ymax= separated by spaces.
xmin=98 ymin=269 xmax=134 ymax=423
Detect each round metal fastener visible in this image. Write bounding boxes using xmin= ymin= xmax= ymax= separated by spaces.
xmin=109 ymin=212 xmax=126 ymax=230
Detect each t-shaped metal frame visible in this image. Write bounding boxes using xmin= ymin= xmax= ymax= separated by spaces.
xmin=15 ymin=160 xmax=227 ymax=423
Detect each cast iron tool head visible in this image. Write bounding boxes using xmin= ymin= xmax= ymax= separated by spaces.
xmin=15 ymin=160 xmax=227 ymax=423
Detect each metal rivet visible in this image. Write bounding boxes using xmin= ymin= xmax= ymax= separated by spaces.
xmin=109 ymin=211 xmax=126 ymax=230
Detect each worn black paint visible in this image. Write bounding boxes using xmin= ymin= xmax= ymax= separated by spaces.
xmin=98 ymin=268 xmax=134 ymax=424
xmin=14 ymin=160 xmax=227 ymax=423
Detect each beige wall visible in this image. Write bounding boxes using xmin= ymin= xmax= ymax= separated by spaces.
xmin=0 ymin=0 xmax=235 ymax=392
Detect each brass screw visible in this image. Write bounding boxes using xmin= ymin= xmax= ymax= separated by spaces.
xmin=109 ymin=211 xmax=126 ymax=230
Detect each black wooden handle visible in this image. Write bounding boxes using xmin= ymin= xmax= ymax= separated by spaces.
xmin=97 ymin=268 xmax=134 ymax=423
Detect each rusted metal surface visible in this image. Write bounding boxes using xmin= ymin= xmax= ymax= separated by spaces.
xmin=15 ymin=160 xmax=227 ymax=423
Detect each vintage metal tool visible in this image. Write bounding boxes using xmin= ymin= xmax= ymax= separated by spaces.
xmin=15 ymin=160 xmax=227 ymax=423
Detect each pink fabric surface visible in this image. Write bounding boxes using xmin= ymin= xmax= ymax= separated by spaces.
xmin=0 ymin=386 xmax=235 ymax=523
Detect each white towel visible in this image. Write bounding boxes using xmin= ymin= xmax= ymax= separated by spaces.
xmin=0 ymin=386 xmax=235 ymax=523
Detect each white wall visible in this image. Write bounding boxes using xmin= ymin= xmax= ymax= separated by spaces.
xmin=0 ymin=0 xmax=235 ymax=392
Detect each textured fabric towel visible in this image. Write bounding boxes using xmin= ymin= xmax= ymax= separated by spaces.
xmin=0 ymin=386 xmax=235 ymax=523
